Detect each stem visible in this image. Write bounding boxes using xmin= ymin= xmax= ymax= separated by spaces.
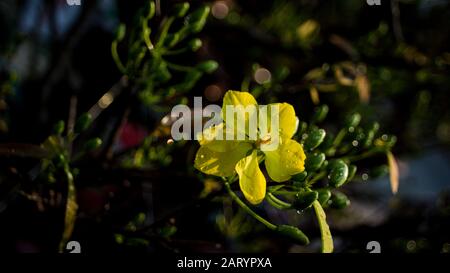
xmin=307 ymin=171 xmax=327 ymax=186
xmin=265 ymin=194 xmax=286 ymax=210
xmin=333 ymin=128 xmax=347 ymax=146
xmin=111 ymin=41 xmax=126 ymax=73
xmin=267 ymin=192 xmax=292 ymax=209
xmin=156 ymin=17 xmax=175 ymax=49
xmin=224 ymin=182 xmax=277 ymax=230
xmin=163 ymin=48 xmax=188 ymax=56
xmin=165 ymin=61 xmax=192 ymax=72
xmin=342 ymin=149 xmax=377 ymax=162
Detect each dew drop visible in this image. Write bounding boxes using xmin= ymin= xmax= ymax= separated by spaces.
xmin=352 ymin=140 xmax=359 ymax=147
xmin=348 ymin=126 xmax=355 ymax=133
xmin=200 ymin=155 xmax=205 ymax=159
xmin=362 ymin=173 xmax=369 ymax=180
xmin=381 ymin=134 xmax=388 ymax=141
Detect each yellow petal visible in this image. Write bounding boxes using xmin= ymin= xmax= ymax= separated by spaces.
xmin=222 ymin=90 xmax=257 ymax=109
xmin=198 ymin=123 xmax=245 ymax=152
xmin=264 ymin=139 xmax=306 ymax=182
xmin=221 ymin=91 xmax=258 ymax=140
xmin=235 ymin=150 xmax=266 ymax=204
xmin=194 ymin=143 xmax=252 ymax=177
xmin=277 ymin=103 xmax=297 ymax=139
xmin=261 ymin=103 xmax=297 ymax=140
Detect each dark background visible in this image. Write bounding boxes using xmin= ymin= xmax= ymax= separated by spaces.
xmin=0 ymin=0 xmax=449 ymax=253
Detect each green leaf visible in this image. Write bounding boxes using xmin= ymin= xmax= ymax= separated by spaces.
xmin=312 ymin=200 xmax=333 ymax=253
xmin=59 ymin=168 xmax=78 ymax=252
xmin=276 ymin=225 xmax=309 ymax=245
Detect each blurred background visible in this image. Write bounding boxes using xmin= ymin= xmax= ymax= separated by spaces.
xmin=0 ymin=0 xmax=449 ymax=253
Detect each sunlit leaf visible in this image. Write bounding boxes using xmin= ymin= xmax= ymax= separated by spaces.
xmin=309 ymin=86 xmax=320 ymax=105
xmin=355 ymin=75 xmax=370 ymax=103
xmin=59 ymin=170 xmax=78 ymax=252
xmin=386 ymin=151 xmax=399 ymax=194
xmin=312 ymin=200 xmax=333 ymax=253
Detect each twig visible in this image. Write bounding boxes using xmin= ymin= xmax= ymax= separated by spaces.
xmin=391 ymin=0 xmax=404 ymax=43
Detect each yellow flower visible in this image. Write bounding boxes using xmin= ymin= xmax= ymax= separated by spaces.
xmin=194 ymin=91 xmax=306 ymax=204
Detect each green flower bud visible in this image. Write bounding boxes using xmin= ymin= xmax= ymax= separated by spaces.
xmin=187 ymin=6 xmax=210 ymax=33
xmin=328 ymin=160 xmax=349 ymax=188
xmin=363 ymin=122 xmax=379 ymax=148
xmin=329 ymin=192 xmax=350 ymax=209
xmin=317 ymin=189 xmax=331 ymax=206
xmin=155 ymin=62 xmax=171 ymax=82
xmin=344 ymin=113 xmax=361 ymax=128
xmin=303 ymin=128 xmax=326 ymax=151
xmin=84 ymin=138 xmax=102 ymax=151
xmin=292 ymin=171 xmax=307 ymax=183
xmin=74 ymin=113 xmax=92 ymax=133
xmin=173 ymin=2 xmax=190 ymax=17
xmin=347 ymin=164 xmax=358 ymax=182
xmin=305 ymin=152 xmax=326 ymax=172
xmin=165 ymin=33 xmax=180 ymax=47
xmin=196 ymin=60 xmax=218 ymax=73
xmin=275 ymin=66 xmax=290 ymax=81
xmin=190 ymin=20 xmax=207 ymax=33
xmin=188 ymin=6 xmax=210 ymax=24
xmin=276 ymin=225 xmax=310 ymax=245
xmin=116 ymin=24 xmax=126 ymax=41
xmin=297 ymin=121 xmax=308 ymax=137
xmin=147 ymin=2 xmax=156 ymax=19
xmin=292 ymin=191 xmax=318 ymax=211
xmin=52 ymin=153 xmax=66 ymax=167
xmin=158 ymin=225 xmax=177 ymax=238
xmin=318 ymin=133 xmax=334 ymax=151
xmin=188 ymin=38 xmax=202 ymax=51
xmin=179 ymin=70 xmax=202 ymax=90
xmin=311 ymin=105 xmax=329 ymax=124
xmin=53 ymin=120 xmax=65 ymax=135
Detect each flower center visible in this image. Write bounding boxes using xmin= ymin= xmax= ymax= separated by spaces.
xmin=260 ymin=134 xmax=272 ymax=145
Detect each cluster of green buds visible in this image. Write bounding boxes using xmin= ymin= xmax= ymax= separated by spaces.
xmin=40 ymin=113 xmax=103 ymax=252
xmin=262 ymin=105 xmax=396 ymax=251
xmin=273 ymin=105 xmax=396 ymax=209
xmin=111 ymin=1 xmax=218 ymax=107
